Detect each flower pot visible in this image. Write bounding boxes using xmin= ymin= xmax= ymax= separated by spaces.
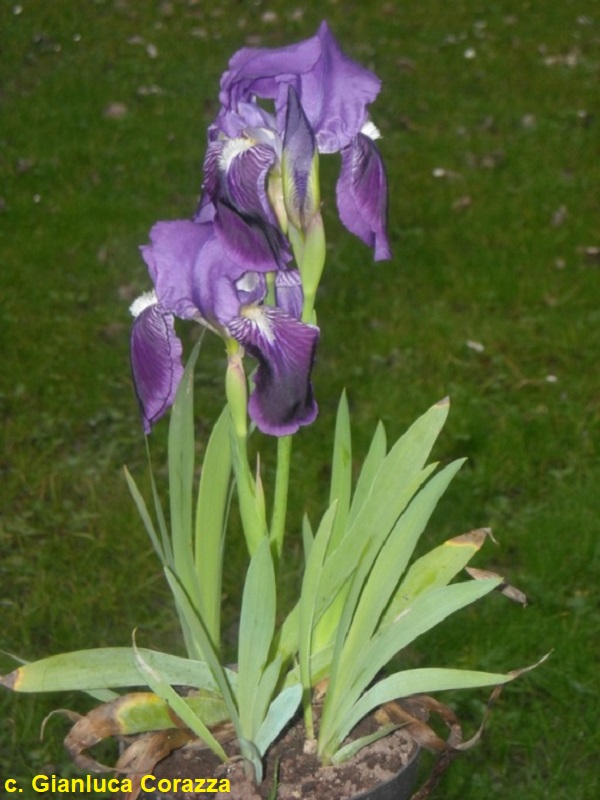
xmin=352 ymin=740 xmax=420 ymax=800
xmin=135 ymin=717 xmax=420 ymax=800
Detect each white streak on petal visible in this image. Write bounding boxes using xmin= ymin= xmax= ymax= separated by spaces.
xmin=219 ymin=137 xmax=254 ymax=171
xmin=361 ymin=120 xmax=381 ymax=141
xmin=236 ymin=272 xmax=261 ymax=293
xmin=130 ymin=290 xmax=158 ymax=318
xmin=241 ymin=305 xmax=276 ymax=344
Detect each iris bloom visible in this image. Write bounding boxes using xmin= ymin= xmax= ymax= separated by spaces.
xmin=130 ymin=22 xmax=388 ymax=436
xmin=130 ymin=217 xmax=319 ymax=437
xmin=209 ymin=20 xmax=390 ymax=260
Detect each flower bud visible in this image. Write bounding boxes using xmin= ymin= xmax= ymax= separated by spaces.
xmin=281 ymin=86 xmax=320 ymax=232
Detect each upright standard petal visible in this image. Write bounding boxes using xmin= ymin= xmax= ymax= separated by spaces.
xmin=299 ymin=22 xmax=382 ymax=154
xmin=216 ymin=22 xmax=381 ymax=155
xmin=217 ymin=31 xmax=322 ymax=120
xmin=227 ymin=306 xmax=319 ymax=436
xmin=336 ymin=132 xmax=391 ymax=261
xmin=141 ymin=220 xmax=211 ymax=320
xmin=130 ymin=299 xmax=184 ymax=433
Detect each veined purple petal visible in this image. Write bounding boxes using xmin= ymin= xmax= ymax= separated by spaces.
xmin=130 ymin=300 xmax=184 ymax=433
xmin=228 ymin=306 xmax=319 ymax=436
xmin=336 ymin=132 xmax=391 ymax=261
xmin=219 ymin=140 xmax=278 ymax=224
xmin=202 ymin=142 xmax=222 ymax=202
xmin=275 ymin=269 xmax=303 ymax=320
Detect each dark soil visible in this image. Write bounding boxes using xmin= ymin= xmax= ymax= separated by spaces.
xmin=136 ymin=715 xmax=418 ymax=800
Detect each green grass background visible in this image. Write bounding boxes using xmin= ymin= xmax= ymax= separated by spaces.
xmin=1 ymin=1 xmax=598 ymax=797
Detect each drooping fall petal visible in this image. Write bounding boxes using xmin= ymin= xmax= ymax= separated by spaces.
xmin=227 ymin=306 xmax=319 ymax=436
xmin=130 ymin=298 xmax=184 ymax=433
xmin=205 ymin=138 xmax=278 ymax=225
xmin=336 ymin=132 xmax=391 ymax=261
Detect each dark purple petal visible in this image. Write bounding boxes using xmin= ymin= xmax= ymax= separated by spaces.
xmin=130 ymin=302 xmax=184 ymax=433
xmin=275 ymin=270 xmax=303 ymax=320
xmin=220 ymin=142 xmax=278 ymax=224
xmin=282 ymin=86 xmax=318 ymax=228
xmin=214 ymin=200 xmax=291 ymax=273
xmin=201 ymin=142 xmax=222 ymax=202
xmin=336 ymin=133 xmax=391 ymax=261
xmin=227 ymin=306 xmax=319 ymax=436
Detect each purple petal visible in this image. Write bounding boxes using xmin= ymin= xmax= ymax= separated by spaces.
xmin=130 ymin=302 xmax=184 ymax=433
xmin=201 ymin=142 xmax=223 ymax=202
xmin=275 ymin=270 xmax=303 ymax=320
xmin=187 ymin=229 xmax=258 ymax=327
xmin=235 ymin=271 xmax=268 ymax=307
xmin=141 ymin=220 xmax=211 ymax=319
xmin=142 ymin=216 xmax=253 ymax=330
xmin=336 ymin=133 xmax=391 ymax=261
xmin=210 ymin=101 xmax=278 ymax=142
xmin=227 ymin=306 xmax=319 ymax=436
xmin=214 ymin=199 xmax=291 ymax=273
xmin=217 ymin=22 xmax=381 ymax=154
xmin=219 ymin=141 xmax=278 ymax=224
xmin=302 ymin=22 xmax=382 ymax=154
xmin=218 ymin=33 xmax=322 ymax=119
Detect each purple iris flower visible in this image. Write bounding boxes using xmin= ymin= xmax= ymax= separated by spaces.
xmin=130 ymin=23 xmax=388 ymax=436
xmin=209 ymin=21 xmax=390 ymax=260
xmin=130 ymin=218 xmax=319 ymax=436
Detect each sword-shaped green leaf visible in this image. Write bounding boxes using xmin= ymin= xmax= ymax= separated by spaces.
xmin=328 ymin=390 xmax=352 ymax=551
xmin=133 ymin=641 xmax=227 ymax=761
xmin=336 ymin=666 xmax=515 ymax=747
xmin=0 ymin=647 xmax=236 ymax=695
xmin=194 ymin=405 xmax=232 ymax=649
xmin=382 ymin=527 xmax=494 ymax=626
xmin=237 ymin=537 xmax=276 ymax=740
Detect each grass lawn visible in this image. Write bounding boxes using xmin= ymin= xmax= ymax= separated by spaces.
xmin=1 ymin=1 xmax=598 ymax=798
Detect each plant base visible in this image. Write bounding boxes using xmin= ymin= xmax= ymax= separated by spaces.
xmin=136 ymin=714 xmax=419 ymax=800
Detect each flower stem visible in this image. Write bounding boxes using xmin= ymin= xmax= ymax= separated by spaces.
xmin=270 ymin=434 xmax=293 ymax=558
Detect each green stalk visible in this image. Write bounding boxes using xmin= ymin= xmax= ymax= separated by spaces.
xmin=226 ymin=339 xmax=268 ymax=556
xmin=303 ymin=686 xmax=315 ymax=740
xmin=270 ymin=434 xmax=293 ymax=558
